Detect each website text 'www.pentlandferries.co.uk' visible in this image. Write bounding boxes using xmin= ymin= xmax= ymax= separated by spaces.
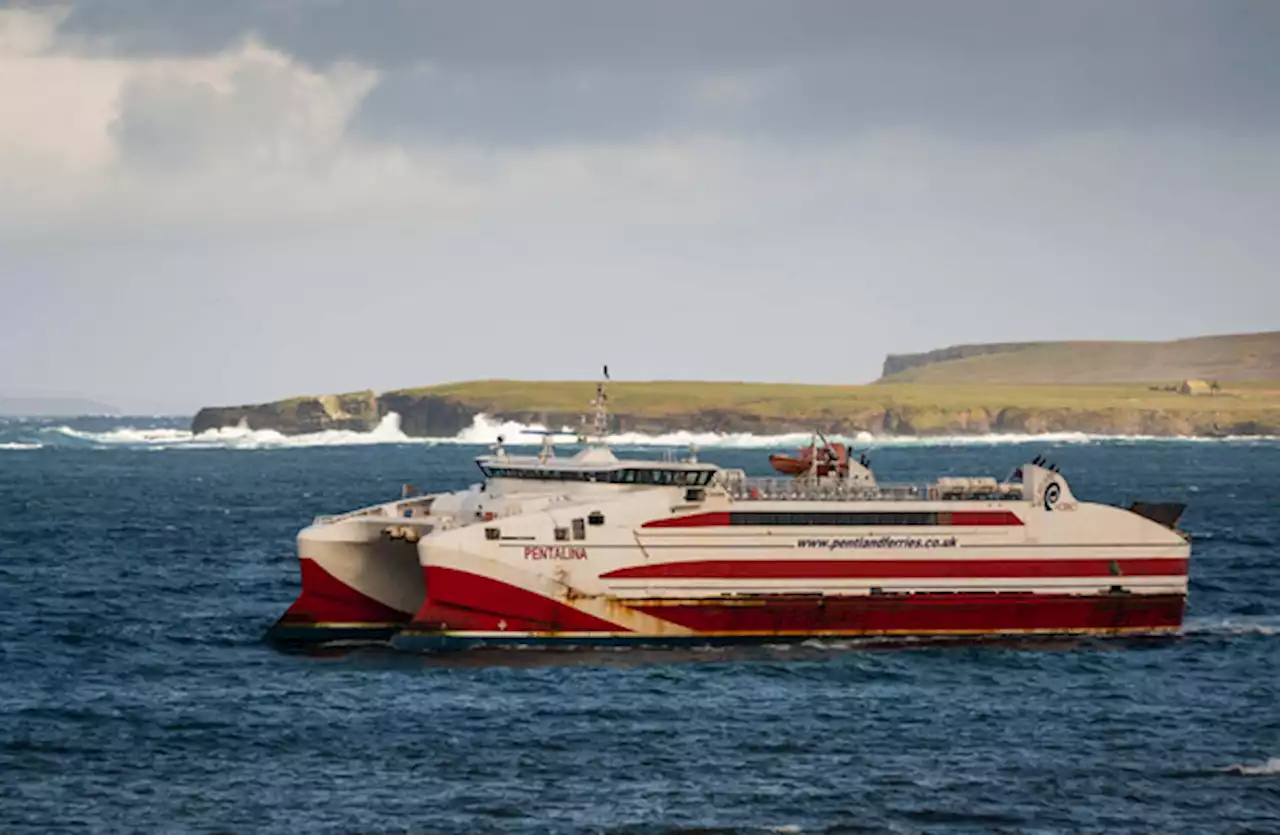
xmin=797 ymin=536 xmax=959 ymax=550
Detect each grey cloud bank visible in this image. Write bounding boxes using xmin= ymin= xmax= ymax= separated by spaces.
xmin=1 ymin=1 xmax=1277 ymax=413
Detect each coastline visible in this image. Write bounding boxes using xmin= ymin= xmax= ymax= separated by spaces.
xmin=190 ymin=380 xmax=1280 ymax=441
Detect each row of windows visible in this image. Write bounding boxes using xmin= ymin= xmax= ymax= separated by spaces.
xmin=729 ymin=511 xmax=944 ymax=526
xmin=477 ymin=465 xmax=717 ymax=486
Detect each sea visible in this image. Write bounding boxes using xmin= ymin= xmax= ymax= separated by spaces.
xmin=1 ymin=415 xmax=1278 ymax=834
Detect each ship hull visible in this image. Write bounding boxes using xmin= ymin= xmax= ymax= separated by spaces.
xmin=266 ymin=525 xmax=425 ymax=648
xmin=392 ymin=564 xmax=1185 ymax=651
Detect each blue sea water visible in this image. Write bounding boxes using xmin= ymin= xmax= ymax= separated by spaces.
xmin=1 ymin=417 xmax=1278 ymax=834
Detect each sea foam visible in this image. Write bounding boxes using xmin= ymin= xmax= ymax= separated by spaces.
xmin=1184 ymin=617 xmax=1280 ymax=637
xmin=22 ymin=413 xmax=1280 ymax=451
xmin=1222 ymin=757 xmax=1280 ymax=776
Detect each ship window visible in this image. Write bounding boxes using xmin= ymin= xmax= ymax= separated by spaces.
xmin=728 ymin=511 xmax=944 ymax=526
xmin=484 ymin=527 xmax=500 ymax=540
xmin=554 ymin=526 xmax=569 ymax=541
xmin=588 ymin=510 xmax=605 ymax=525
xmin=572 ymin=518 xmax=586 ymax=540
xmin=621 ymin=469 xmax=637 ymax=484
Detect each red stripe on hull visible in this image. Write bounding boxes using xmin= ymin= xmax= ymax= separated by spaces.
xmin=643 ymin=511 xmax=731 ymax=528
xmin=630 ymin=593 xmax=1185 ymax=635
xmin=602 ymin=558 xmax=1188 ymax=580
xmin=412 ymin=566 xmax=629 ymax=633
xmin=277 ymin=558 xmax=411 ymax=625
xmin=946 ymin=510 xmax=1024 ymax=526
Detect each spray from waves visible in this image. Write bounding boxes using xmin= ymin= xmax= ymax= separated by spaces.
xmin=446 ymin=417 xmax=1278 ymax=449
xmin=45 ymin=413 xmax=418 ymax=450
xmin=0 ymin=442 xmax=43 ymax=451
xmin=23 ymin=412 xmax=1280 ymax=451
xmin=1222 ymin=757 xmax=1280 ymax=776
xmin=1183 ymin=616 xmax=1280 ymax=637
xmin=452 ymin=415 xmax=551 ymax=444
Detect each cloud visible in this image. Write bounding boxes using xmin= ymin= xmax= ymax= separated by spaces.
xmin=1 ymin=5 xmax=1276 ymax=333
xmin=49 ymin=0 xmax=1280 ymax=145
xmin=111 ymin=40 xmax=377 ymax=169
xmin=1 ymin=3 xmax=1277 ymax=411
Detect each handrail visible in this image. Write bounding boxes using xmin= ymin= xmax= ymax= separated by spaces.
xmin=717 ymin=474 xmax=1024 ymax=503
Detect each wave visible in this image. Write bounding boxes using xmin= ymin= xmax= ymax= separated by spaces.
xmin=452 ymin=416 xmax=1279 ymax=449
xmin=1222 ymin=757 xmax=1280 ymax=776
xmin=18 ymin=412 xmax=1280 ymax=451
xmin=44 ymin=413 xmax=418 ymax=451
xmin=1183 ymin=616 xmax=1280 ymax=637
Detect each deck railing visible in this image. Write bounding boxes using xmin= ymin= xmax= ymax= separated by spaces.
xmin=716 ymin=472 xmax=1024 ymax=503
xmin=314 ymin=495 xmax=437 ymax=525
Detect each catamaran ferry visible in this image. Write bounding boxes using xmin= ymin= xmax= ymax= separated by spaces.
xmin=268 ymin=372 xmax=1190 ymax=650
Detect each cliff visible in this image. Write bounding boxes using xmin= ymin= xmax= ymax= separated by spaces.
xmin=191 ymin=380 xmax=1280 ymax=439
xmin=191 ymin=390 xmax=380 ymax=435
xmin=882 ymin=331 xmax=1280 ymax=384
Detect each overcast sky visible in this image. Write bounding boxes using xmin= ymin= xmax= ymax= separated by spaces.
xmin=2 ymin=1 xmax=1278 ymax=413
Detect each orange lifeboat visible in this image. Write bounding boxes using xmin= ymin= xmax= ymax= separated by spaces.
xmin=769 ymin=442 xmax=849 ymax=477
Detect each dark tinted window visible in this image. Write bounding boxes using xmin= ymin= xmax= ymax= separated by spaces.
xmin=729 ymin=511 xmax=942 ymax=526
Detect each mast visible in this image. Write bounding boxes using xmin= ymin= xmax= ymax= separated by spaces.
xmin=590 ymin=365 xmax=611 ymax=446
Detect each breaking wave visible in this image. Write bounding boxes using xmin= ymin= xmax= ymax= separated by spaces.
xmin=1184 ymin=616 xmax=1280 ymax=637
xmin=44 ymin=413 xmax=416 ymax=450
xmin=1222 ymin=757 xmax=1280 ymax=776
xmin=8 ymin=412 xmax=1279 ymax=451
xmin=452 ymin=416 xmax=1279 ymax=449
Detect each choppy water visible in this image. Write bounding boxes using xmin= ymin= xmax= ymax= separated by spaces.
xmin=2 ymin=419 xmax=1278 ymax=833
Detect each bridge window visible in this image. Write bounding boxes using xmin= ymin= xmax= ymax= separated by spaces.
xmin=480 ymin=464 xmax=715 ymax=485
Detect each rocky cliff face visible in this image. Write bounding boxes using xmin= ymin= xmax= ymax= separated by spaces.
xmin=190 ymin=394 xmax=1278 ymax=439
xmin=191 ymin=390 xmax=380 ymax=435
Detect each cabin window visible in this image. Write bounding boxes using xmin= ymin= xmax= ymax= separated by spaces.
xmin=621 ymin=470 xmax=637 ymax=483
xmin=588 ymin=511 xmax=605 ymax=526
xmin=554 ymin=526 xmax=569 ymax=541
xmin=484 ymin=527 xmax=500 ymax=541
xmin=727 ymin=511 xmax=944 ymax=526
xmin=572 ymin=518 xmax=586 ymax=540
xmin=685 ymin=487 xmax=706 ymax=503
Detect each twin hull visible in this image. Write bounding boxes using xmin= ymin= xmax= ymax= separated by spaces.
xmin=270 ymin=482 xmax=1191 ymax=649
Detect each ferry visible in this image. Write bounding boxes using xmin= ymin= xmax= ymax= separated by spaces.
xmin=268 ymin=372 xmax=1191 ymax=650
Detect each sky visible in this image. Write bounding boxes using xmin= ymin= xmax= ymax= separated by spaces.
xmin=2 ymin=1 xmax=1278 ymax=413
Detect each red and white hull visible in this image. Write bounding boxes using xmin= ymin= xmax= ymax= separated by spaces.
xmin=393 ymin=467 xmax=1190 ymax=650
xmin=267 ymin=508 xmax=431 ymax=646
